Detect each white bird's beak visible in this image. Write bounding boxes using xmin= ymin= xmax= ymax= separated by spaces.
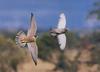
xmin=67 ymin=28 xmax=70 ymax=31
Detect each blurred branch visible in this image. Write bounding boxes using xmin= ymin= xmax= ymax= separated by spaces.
xmin=88 ymin=1 xmax=100 ymax=19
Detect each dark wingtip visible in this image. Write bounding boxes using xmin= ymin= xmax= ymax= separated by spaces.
xmin=31 ymin=12 xmax=34 ymax=18
xmin=31 ymin=53 xmax=37 ymax=66
xmin=34 ymin=61 xmax=37 ymax=66
xmin=30 ymin=13 xmax=35 ymax=22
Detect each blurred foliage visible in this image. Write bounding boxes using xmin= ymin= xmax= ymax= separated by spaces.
xmin=37 ymin=32 xmax=58 ymax=60
xmin=37 ymin=31 xmax=79 ymax=60
xmin=89 ymin=1 xmax=100 ymax=19
xmin=66 ymin=31 xmax=80 ymax=48
xmin=89 ymin=31 xmax=100 ymax=43
xmin=0 ymin=35 xmax=26 ymax=72
xmin=0 ymin=29 xmax=100 ymax=72
xmin=79 ymin=31 xmax=100 ymax=65
xmin=89 ymin=31 xmax=100 ymax=64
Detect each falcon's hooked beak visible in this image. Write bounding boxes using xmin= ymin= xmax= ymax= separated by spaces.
xmin=34 ymin=33 xmax=39 ymax=39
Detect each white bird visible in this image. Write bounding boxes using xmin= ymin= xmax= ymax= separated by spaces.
xmin=50 ymin=13 xmax=68 ymax=50
xmin=15 ymin=13 xmax=38 ymax=65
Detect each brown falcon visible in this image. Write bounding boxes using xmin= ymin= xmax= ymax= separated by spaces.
xmin=15 ymin=13 xmax=38 ymax=65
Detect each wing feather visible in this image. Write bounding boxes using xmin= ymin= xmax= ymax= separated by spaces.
xmin=57 ymin=34 xmax=66 ymax=50
xmin=27 ymin=13 xmax=37 ymax=37
xmin=57 ymin=13 xmax=66 ymax=29
xmin=27 ymin=42 xmax=38 ymax=65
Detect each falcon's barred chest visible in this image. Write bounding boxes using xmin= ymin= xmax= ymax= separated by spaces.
xmin=21 ymin=36 xmax=36 ymax=43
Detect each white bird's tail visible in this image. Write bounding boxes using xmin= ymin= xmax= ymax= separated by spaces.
xmin=15 ymin=31 xmax=26 ymax=47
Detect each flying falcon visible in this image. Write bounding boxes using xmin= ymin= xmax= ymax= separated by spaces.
xmin=15 ymin=13 xmax=38 ymax=65
xmin=50 ymin=13 xmax=68 ymax=50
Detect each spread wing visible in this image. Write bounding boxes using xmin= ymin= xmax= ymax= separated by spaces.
xmin=57 ymin=13 xmax=66 ymax=29
xmin=27 ymin=13 xmax=37 ymax=37
xmin=27 ymin=42 xmax=38 ymax=65
xmin=57 ymin=34 xmax=66 ymax=50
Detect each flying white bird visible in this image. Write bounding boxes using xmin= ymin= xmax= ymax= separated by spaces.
xmin=15 ymin=13 xmax=38 ymax=65
xmin=50 ymin=13 xmax=68 ymax=50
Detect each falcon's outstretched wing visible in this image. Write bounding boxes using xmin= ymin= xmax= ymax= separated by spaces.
xmin=27 ymin=42 xmax=38 ymax=65
xmin=15 ymin=31 xmax=26 ymax=47
xmin=57 ymin=13 xmax=66 ymax=29
xmin=57 ymin=34 xmax=66 ymax=50
xmin=27 ymin=13 xmax=37 ymax=37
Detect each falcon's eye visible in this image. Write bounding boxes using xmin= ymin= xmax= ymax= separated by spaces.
xmin=34 ymin=35 xmax=38 ymax=38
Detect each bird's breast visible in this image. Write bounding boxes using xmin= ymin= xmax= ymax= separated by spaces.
xmin=27 ymin=36 xmax=36 ymax=42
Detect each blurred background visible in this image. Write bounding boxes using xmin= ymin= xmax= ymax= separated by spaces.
xmin=0 ymin=0 xmax=100 ymax=72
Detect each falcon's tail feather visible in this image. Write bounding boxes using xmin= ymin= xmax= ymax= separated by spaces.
xmin=15 ymin=31 xmax=26 ymax=47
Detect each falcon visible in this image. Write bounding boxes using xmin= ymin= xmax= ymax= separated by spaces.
xmin=50 ymin=13 xmax=68 ymax=50
xmin=15 ymin=13 xmax=38 ymax=65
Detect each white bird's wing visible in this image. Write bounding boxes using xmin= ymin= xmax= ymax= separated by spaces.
xmin=57 ymin=13 xmax=66 ymax=29
xmin=27 ymin=42 xmax=38 ymax=65
xmin=57 ymin=34 xmax=66 ymax=50
xmin=27 ymin=13 xmax=37 ymax=37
